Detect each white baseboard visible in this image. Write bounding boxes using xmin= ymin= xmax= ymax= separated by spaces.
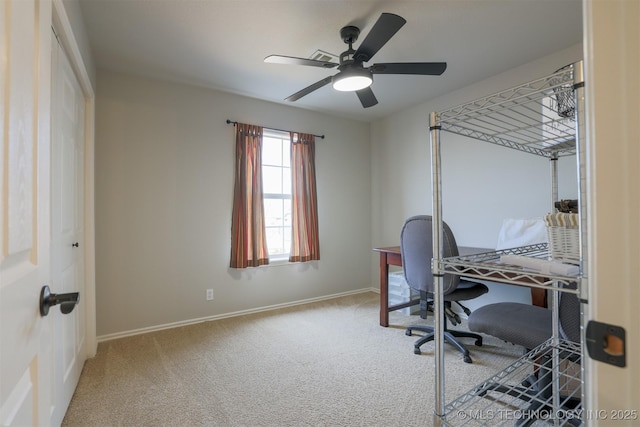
xmin=97 ymin=288 xmax=376 ymax=343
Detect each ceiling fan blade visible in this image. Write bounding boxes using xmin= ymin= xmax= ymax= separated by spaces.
xmin=370 ymin=62 xmax=447 ymax=75
xmin=265 ymin=55 xmax=338 ymax=69
xmin=356 ymin=87 xmax=378 ymax=108
xmin=353 ymin=13 xmax=406 ymax=62
xmin=285 ymin=76 xmax=333 ymax=102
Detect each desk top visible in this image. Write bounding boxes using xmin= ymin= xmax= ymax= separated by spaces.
xmin=373 ymin=246 xmax=492 ymax=256
xmin=372 ymin=246 xmax=400 ymax=254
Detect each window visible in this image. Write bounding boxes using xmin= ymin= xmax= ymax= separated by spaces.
xmin=229 ymin=122 xmax=319 ymax=269
xmin=261 ymin=129 xmax=291 ymax=259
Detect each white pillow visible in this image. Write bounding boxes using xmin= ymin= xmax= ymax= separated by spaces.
xmin=496 ymin=218 xmax=548 ymax=250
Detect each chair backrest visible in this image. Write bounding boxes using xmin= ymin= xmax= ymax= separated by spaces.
xmin=559 ymin=283 xmax=581 ymax=343
xmin=400 ymin=215 xmax=460 ymax=295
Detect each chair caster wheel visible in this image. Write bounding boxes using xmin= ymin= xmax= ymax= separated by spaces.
xmin=406 ymin=330 xmax=412 ymax=336
xmin=414 ymin=347 xmax=421 ymax=355
xmin=475 ymin=338 xmax=483 ymax=346
xmin=463 ymin=355 xmax=473 ymax=364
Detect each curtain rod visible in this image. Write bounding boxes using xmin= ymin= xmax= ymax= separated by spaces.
xmin=226 ymin=120 xmax=325 ymax=139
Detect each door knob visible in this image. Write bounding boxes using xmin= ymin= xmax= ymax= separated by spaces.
xmin=39 ymin=285 xmax=80 ymax=316
xmin=72 ymin=242 xmax=79 ymax=247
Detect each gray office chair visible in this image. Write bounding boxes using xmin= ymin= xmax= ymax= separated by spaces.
xmin=468 ymin=284 xmax=581 ymax=427
xmin=401 ymin=215 xmax=489 ymax=363
xmin=468 ymin=283 xmax=580 ymax=350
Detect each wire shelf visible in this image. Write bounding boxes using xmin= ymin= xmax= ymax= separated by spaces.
xmin=437 ymin=66 xmax=576 ymax=158
xmin=440 ymin=244 xmax=581 ymax=292
xmin=443 ymin=339 xmax=583 ymax=426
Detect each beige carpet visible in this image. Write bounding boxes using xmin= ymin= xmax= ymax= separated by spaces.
xmin=62 ymin=292 xmax=523 ymax=427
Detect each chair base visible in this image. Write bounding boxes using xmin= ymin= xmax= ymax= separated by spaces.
xmin=406 ymin=324 xmax=483 ymax=363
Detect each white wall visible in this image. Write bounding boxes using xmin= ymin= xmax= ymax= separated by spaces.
xmin=371 ymin=44 xmax=583 ymax=307
xmin=95 ymin=70 xmax=371 ymax=338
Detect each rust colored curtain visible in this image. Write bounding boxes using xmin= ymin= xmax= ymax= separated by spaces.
xmin=230 ymin=123 xmax=269 ymax=268
xmin=289 ymin=132 xmax=320 ymax=262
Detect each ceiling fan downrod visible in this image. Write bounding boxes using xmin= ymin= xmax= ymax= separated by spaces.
xmin=338 ymin=26 xmax=360 ymax=66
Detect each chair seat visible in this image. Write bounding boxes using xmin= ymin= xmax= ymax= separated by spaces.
xmin=468 ymin=302 xmax=551 ymax=350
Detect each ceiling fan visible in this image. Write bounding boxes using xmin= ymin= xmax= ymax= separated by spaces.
xmin=264 ymin=13 xmax=447 ymax=108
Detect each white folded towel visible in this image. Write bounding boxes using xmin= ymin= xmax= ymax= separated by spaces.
xmin=500 ymin=254 xmax=579 ymax=277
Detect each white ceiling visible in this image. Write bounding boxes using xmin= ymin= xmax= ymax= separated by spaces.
xmin=79 ymin=0 xmax=583 ymax=122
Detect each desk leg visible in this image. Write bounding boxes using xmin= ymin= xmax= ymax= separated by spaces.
xmin=379 ymin=253 xmax=389 ymax=327
xmin=531 ymin=288 xmax=547 ymax=308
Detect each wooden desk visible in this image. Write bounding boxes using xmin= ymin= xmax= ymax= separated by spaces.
xmin=373 ymin=246 xmax=409 ymax=327
xmin=373 ymin=246 xmax=546 ymax=327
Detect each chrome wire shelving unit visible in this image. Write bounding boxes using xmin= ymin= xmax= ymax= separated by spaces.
xmin=429 ymin=61 xmax=587 ymax=427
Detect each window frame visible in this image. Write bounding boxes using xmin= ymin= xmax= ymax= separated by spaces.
xmin=261 ymin=129 xmax=292 ymax=261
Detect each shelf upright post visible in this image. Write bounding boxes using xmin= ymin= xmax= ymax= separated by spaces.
xmin=550 ymin=146 xmax=562 ymax=425
xmin=573 ymin=60 xmax=588 ymax=294
xmin=550 ymin=152 xmax=559 ymax=211
xmin=429 ymin=111 xmax=445 ymax=426
xmin=573 ymin=59 xmax=588 ymax=423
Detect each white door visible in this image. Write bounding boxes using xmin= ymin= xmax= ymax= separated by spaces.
xmin=1 ymin=1 xmax=88 ymax=424
xmin=583 ymin=0 xmax=640 ymax=420
xmin=49 ymin=30 xmax=87 ymax=425
xmin=0 ymin=0 xmax=54 ymax=425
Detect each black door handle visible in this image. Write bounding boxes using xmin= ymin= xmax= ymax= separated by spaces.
xmin=39 ymin=285 xmax=80 ymax=316
xmin=72 ymin=242 xmax=79 ymax=247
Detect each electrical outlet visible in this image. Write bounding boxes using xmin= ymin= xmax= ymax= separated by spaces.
xmin=206 ymin=289 xmax=214 ymax=301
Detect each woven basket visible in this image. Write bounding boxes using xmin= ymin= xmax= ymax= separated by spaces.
xmin=549 ymin=64 xmax=575 ymax=118
xmin=544 ymin=213 xmax=580 ymax=264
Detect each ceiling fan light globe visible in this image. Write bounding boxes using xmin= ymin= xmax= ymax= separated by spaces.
xmin=332 ymin=73 xmax=372 ymax=92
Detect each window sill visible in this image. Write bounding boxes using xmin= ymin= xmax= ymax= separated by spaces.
xmin=268 ymin=257 xmax=291 ymax=266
